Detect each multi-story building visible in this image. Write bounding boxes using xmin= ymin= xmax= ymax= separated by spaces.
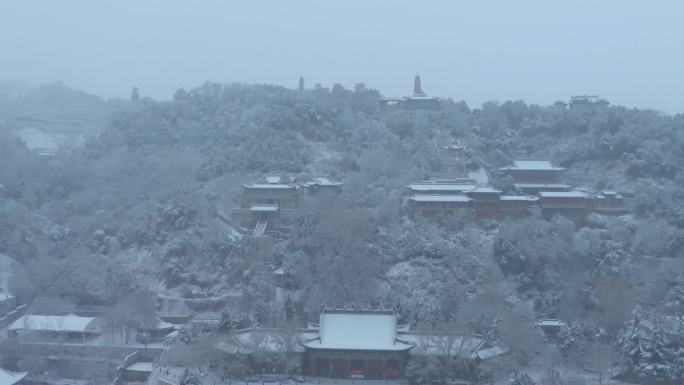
xmin=233 ymin=176 xmax=342 ymax=242
xmin=500 ymin=159 xmax=570 ymax=194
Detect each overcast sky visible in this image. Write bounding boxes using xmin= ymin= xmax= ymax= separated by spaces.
xmin=1 ymin=0 xmax=682 ymax=112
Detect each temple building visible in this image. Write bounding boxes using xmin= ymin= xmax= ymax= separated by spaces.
xmin=498 ymin=195 xmax=539 ymax=217
xmin=217 ymin=308 xmax=507 ymax=379
xmin=499 ymin=159 xmax=570 ymax=194
xmin=593 ymin=191 xmax=629 ymax=215
xmin=302 ymin=309 xmax=413 ymax=379
xmin=379 ymin=74 xmax=442 ymax=110
xmin=538 ymin=191 xmax=591 ymax=219
xmin=570 ymin=94 xmax=600 ymax=107
xmin=466 ymin=187 xmax=502 ymax=219
xmin=406 ymin=158 xmax=630 ymax=220
xmin=408 ymin=179 xmax=477 ymax=195
xmin=406 ymin=179 xmax=536 ymax=219
xmin=407 ymin=179 xmax=476 ymax=216
xmin=8 ymin=314 xmax=102 ymax=343
xmin=233 ymin=176 xmax=342 ymax=243
xmin=302 ymin=177 xmax=344 ymax=195
xmin=233 ymin=176 xmax=302 ymax=222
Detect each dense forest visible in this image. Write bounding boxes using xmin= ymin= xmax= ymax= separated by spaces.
xmin=2 ymin=81 xmax=684 ymax=383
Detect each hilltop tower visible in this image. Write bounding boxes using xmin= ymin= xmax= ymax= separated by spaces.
xmin=413 ymin=72 xmax=426 ymax=97
xmin=298 ymin=75 xmax=305 ymax=92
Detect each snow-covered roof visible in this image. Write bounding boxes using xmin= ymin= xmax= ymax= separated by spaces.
xmin=506 ymin=160 xmax=564 ymax=171
xmin=9 ymin=314 xmax=99 ymax=333
xmin=514 ymin=183 xmax=572 ymax=190
xmin=0 ymin=368 xmax=27 ymax=385
xmin=155 ymin=319 xmax=176 ymax=329
xmin=410 ymin=195 xmax=472 ymax=203
xmin=500 ymin=195 xmax=538 ymax=201
xmin=399 ymin=332 xmax=507 ymax=359
xmin=217 ymin=323 xmax=506 ymax=358
xmin=597 ymin=191 xmax=623 ymax=199
xmin=244 ymin=184 xmax=294 ymax=189
xmin=0 ymin=292 xmax=13 ymax=301
xmin=216 ymin=328 xmax=319 ymax=354
xmin=408 ymin=182 xmax=477 ymax=192
xmin=302 ymin=309 xmax=412 ymax=351
xmin=404 ymin=96 xmax=440 ymax=101
xmin=536 ymin=319 xmax=564 ymax=327
xmin=539 ymin=191 xmax=588 ymax=198
xmin=399 ymin=333 xmax=482 ymax=356
xmin=475 ymin=346 xmax=509 ymax=360
xmin=250 ymin=204 xmax=279 ymax=212
xmin=467 ymin=187 xmax=501 ymax=194
xmin=312 ymin=177 xmax=342 ymax=186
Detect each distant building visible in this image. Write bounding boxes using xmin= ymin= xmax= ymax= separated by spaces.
xmin=233 ymin=176 xmax=342 ymax=243
xmin=538 ymin=191 xmax=591 ymax=219
xmin=379 ymin=74 xmax=442 ymax=110
xmin=217 ymin=308 xmax=507 ymax=379
xmin=8 ymin=314 xmax=101 ymax=342
xmin=302 ymin=309 xmax=413 ymax=379
xmin=500 ymin=159 xmax=565 ymax=184
xmin=499 ymin=159 xmax=570 ymax=194
xmin=406 ymin=179 xmax=538 ymax=219
xmin=407 ymin=179 xmax=477 ymax=195
xmin=569 ymin=94 xmax=600 ymax=106
xmin=593 ymin=191 xmax=629 ymax=215
xmin=407 ymin=179 xmax=475 ymax=216
xmin=233 ymin=176 xmax=302 ymax=223
xmin=498 ymin=195 xmax=539 ymax=217
xmin=466 ymin=187 xmax=502 ymax=219
xmin=302 ymin=177 xmax=344 ymax=195
xmin=513 ymin=183 xmax=573 ymax=195
xmin=409 ymin=194 xmax=473 ymax=216
xmin=536 ymin=319 xmax=565 ymax=338
xmin=298 ymin=75 xmax=305 ymax=92
xmin=406 ymin=158 xmax=628 ymax=220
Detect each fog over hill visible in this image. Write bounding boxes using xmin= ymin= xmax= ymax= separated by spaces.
xmin=0 ymin=79 xmax=683 ymax=383
xmin=1 ymin=1 xmax=683 ymax=112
